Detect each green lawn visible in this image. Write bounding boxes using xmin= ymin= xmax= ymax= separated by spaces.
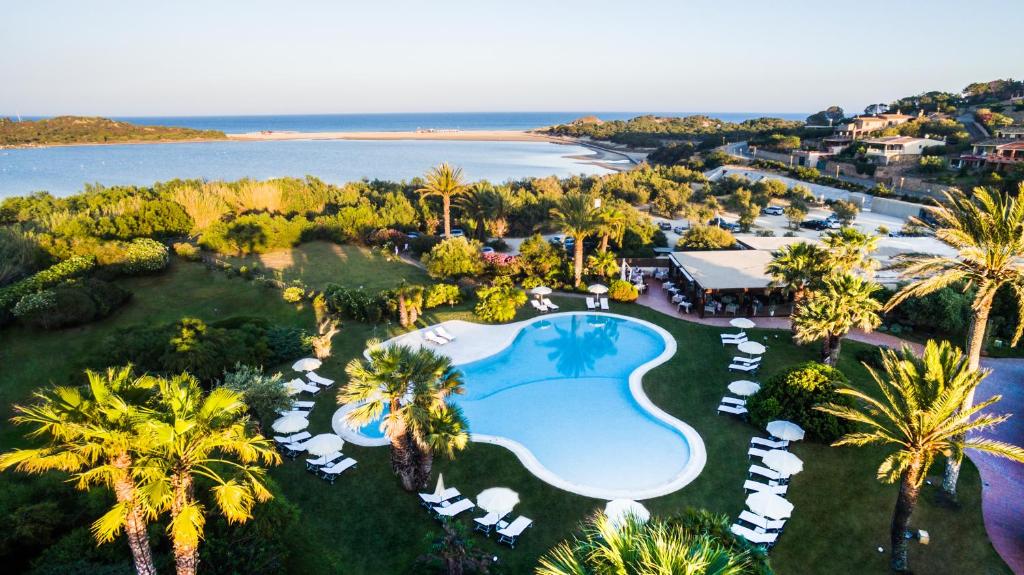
xmin=0 ymin=249 xmax=1010 ymax=575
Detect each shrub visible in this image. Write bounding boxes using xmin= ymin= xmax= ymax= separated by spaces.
xmin=474 ymin=278 xmax=526 ymax=323
xmin=675 ymin=225 xmax=735 ymax=250
xmin=0 ymin=255 xmax=97 ymax=314
xmin=746 ymin=361 xmax=855 ymax=443
xmin=12 ymin=279 xmax=130 ymax=329
xmin=322 ymin=284 xmax=390 ymax=323
xmin=119 ymin=238 xmax=169 ymax=275
xmin=425 ymin=283 xmax=461 ymax=308
xmin=608 ymin=279 xmax=639 ymax=302
xmin=422 ymin=237 xmax=485 ymax=279
xmin=200 ymin=213 xmax=309 ymax=255
xmin=173 ymin=241 xmax=202 ymax=261
xmin=282 ymin=286 xmax=306 ymax=303
xmin=219 ymin=363 xmax=291 ymax=422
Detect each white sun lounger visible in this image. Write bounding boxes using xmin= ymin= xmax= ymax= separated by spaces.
xmin=717 ymin=404 xmax=748 ymax=416
xmin=320 ymin=457 xmax=357 ymax=483
xmin=496 ymin=516 xmax=533 ymax=548
xmin=542 ymin=298 xmax=559 ymax=310
xmin=274 ymin=431 xmax=310 ymax=445
xmin=435 ymin=326 xmax=456 ymax=341
xmin=750 ymin=437 xmax=789 ymax=449
xmin=720 ymin=332 xmax=747 ymax=345
xmin=721 ymin=396 xmax=746 ymax=406
xmin=599 ymin=298 xmax=609 ymax=310
xmin=586 ymin=298 xmax=596 ymax=310
xmin=424 ymin=331 xmax=448 ymax=345
xmin=292 ymin=400 xmax=315 ymax=410
xmin=530 ymin=300 xmax=549 ymax=313
xmin=419 ymin=487 xmax=461 ymax=507
xmin=748 ymin=447 xmax=770 ymax=459
xmin=276 ymin=407 xmax=310 ymax=417
xmin=743 ymin=479 xmax=788 ymax=496
xmin=434 ymin=498 xmax=475 ymax=519
xmin=473 ymin=511 xmax=503 ymax=534
xmin=288 ymin=379 xmax=321 ymax=395
xmin=307 ymin=372 xmax=334 ymax=387
xmin=731 ymin=523 xmax=779 ymax=546
xmin=729 ymin=362 xmax=760 ymax=373
xmin=739 ymin=510 xmax=786 ymax=532
xmin=749 ymin=464 xmax=783 ymax=482
xmin=732 ymin=356 xmax=761 ymax=365
xmin=305 ymin=451 xmax=343 ymax=470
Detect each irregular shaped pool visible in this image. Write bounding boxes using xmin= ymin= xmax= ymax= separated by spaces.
xmin=333 ymin=313 xmax=705 ymax=499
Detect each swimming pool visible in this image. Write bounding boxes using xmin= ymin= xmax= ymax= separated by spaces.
xmin=332 ymin=312 xmax=706 ymax=499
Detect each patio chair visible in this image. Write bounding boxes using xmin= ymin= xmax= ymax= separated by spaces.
xmin=276 ymin=407 xmax=310 ymax=417
xmin=541 ymin=298 xmax=559 ymax=310
xmin=748 ymin=447 xmax=770 ymax=460
xmin=586 ymin=298 xmax=597 ymax=310
xmin=731 ymin=523 xmax=779 ymax=547
xmin=600 ymin=298 xmax=609 ymax=310
xmin=433 ymin=498 xmax=475 ymax=519
xmin=435 ymin=326 xmax=457 ymax=341
xmin=749 ymin=464 xmax=783 ymax=482
xmin=530 ymin=299 xmax=549 ymax=313
xmin=473 ymin=511 xmax=503 ymax=535
xmin=292 ymin=400 xmax=315 ymax=410
xmin=320 ymin=458 xmax=357 ymax=483
xmin=728 ymin=361 xmax=760 ymax=373
xmin=704 ymin=303 xmax=717 ymax=315
xmin=307 ymin=372 xmax=334 ymax=387
xmin=717 ymin=404 xmax=748 ymax=416
xmin=750 ymin=437 xmax=789 ymax=450
xmin=743 ymin=479 xmax=788 ymax=496
xmin=305 ymin=451 xmax=343 ymax=472
xmin=731 ymin=356 xmax=761 ymax=365
xmin=496 ymin=516 xmax=533 ymax=548
xmin=274 ymin=431 xmax=310 ymax=446
xmin=419 ymin=487 xmax=461 ymax=508
xmin=720 ymin=331 xmax=746 ymax=344
xmin=424 ymin=332 xmax=449 ymax=345
xmin=721 ymin=396 xmax=746 ymax=406
xmin=739 ymin=510 xmax=787 ymax=534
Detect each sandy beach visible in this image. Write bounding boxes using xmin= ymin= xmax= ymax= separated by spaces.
xmin=226 ymin=129 xmax=560 ymax=143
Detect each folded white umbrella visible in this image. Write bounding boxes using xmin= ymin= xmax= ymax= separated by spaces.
xmin=433 ymin=473 xmax=446 ymax=497
xmin=738 ymin=341 xmax=767 ymax=355
xmin=284 ymin=379 xmax=307 ymax=396
xmin=588 ymin=284 xmax=609 ymax=295
xmin=292 ymin=357 xmax=322 ymax=372
xmin=302 ymin=433 xmax=345 ymax=456
xmin=746 ymin=491 xmax=793 ymax=520
xmin=730 ymin=317 xmax=756 ymax=329
xmin=477 ymin=487 xmax=520 ymax=516
xmin=604 ymin=499 xmax=650 ymax=529
xmin=530 ymin=286 xmax=553 ymax=296
xmin=271 ymin=413 xmax=309 ymax=434
xmin=767 ymin=420 xmax=806 ymax=442
xmin=728 ymin=380 xmax=761 ymax=396
xmin=762 ymin=450 xmax=804 ymax=477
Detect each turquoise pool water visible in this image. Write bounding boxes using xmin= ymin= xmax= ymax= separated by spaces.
xmin=353 ymin=314 xmax=693 ymax=495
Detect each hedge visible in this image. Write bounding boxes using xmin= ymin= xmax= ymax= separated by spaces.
xmin=0 ymin=255 xmax=97 ymax=313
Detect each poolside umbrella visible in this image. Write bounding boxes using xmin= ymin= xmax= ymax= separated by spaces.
xmin=477 ymin=488 xmax=520 ymax=517
xmin=271 ymin=413 xmax=309 ymax=434
xmin=766 ymin=420 xmax=806 ymax=442
xmin=728 ymin=380 xmax=761 ymax=396
xmin=588 ymin=284 xmax=608 ymax=295
xmin=738 ymin=341 xmax=767 ymax=356
xmin=762 ymin=450 xmax=804 ymax=477
xmin=730 ymin=317 xmax=756 ymax=329
xmin=433 ymin=474 xmax=446 ymax=497
xmin=284 ymin=379 xmax=308 ymax=396
xmin=292 ymin=357 xmax=322 ymax=372
xmin=530 ymin=286 xmax=552 ymax=298
xmin=604 ymin=499 xmax=650 ymax=529
xmin=302 ymin=433 xmax=345 ymax=456
xmin=745 ymin=491 xmax=793 ymax=520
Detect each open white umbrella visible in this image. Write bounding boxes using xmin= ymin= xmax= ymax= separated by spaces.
xmin=738 ymin=341 xmax=766 ymax=355
xmin=604 ymin=499 xmax=650 ymax=529
xmin=530 ymin=286 xmax=553 ymax=296
xmin=477 ymin=487 xmax=520 ymax=516
xmin=284 ymin=379 xmax=307 ymax=396
xmin=730 ymin=317 xmax=756 ymax=329
xmin=766 ymin=420 xmax=806 ymax=442
xmin=292 ymin=357 xmax=322 ymax=372
xmin=302 ymin=433 xmax=345 ymax=456
xmin=745 ymin=491 xmax=793 ymax=520
xmin=588 ymin=284 xmax=609 ymax=295
xmin=271 ymin=413 xmax=309 ymax=434
xmin=728 ymin=380 xmax=761 ymax=396
xmin=762 ymin=450 xmax=804 ymax=477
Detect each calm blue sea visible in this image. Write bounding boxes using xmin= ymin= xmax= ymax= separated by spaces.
xmin=0 ymin=112 xmax=807 ymax=198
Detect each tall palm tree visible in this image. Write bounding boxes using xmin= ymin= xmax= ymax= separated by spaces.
xmin=456 ymin=182 xmax=493 ymax=241
xmin=596 ymin=205 xmax=628 ymax=253
xmin=417 ymin=163 xmax=468 ymax=238
xmin=766 ymin=241 xmax=831 ymax=304
xmin=551 ymin=191 xmax=602 ymax=287
xmin=823 ymin=227 xmax=879 ymax=277
xmin=0 ymin=367 xmax=159 ymax=575
xmin=587 ymin=250 xmax=620 ymax=279
xmin=884 ymin=185 xmax=1024 ymax=496
xmin=138 ymin=374 xmax=280 ymax=575
xmin=792 ymin=273 xmax=882 ymax=365
xmin=341 ymin=341 xmax=468 ymax=490
xmin=537 ymin=514 xmax=756 ymax=575
xmin=816 ymin=341 xmax=1024 ymax=572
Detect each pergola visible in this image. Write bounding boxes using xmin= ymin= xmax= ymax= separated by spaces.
xmin=668 ymin=250 xmax=793 ymax=318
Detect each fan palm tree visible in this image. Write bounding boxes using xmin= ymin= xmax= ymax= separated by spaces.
xmin=417 ymin=163 xmax=468 ymax=238
xmin=537 ymin=513 xmax=756 ymax=575
xmin=792 ymin=273 xmax=882 ymax=365
xmin=766 ymin=241 xmax=831 ymax=304
xmin=596 ymin=205 xmax=628 ymax=253
xmin=586 ymin=250 xmax=620 ymax=279
xmin=823 ymin=227 xmax=879 ymax=277
xmin=137 ymin=374 xmax=280 ymax=575
xmin=816 ymin=340 xmax=1024 ymax=572
xmin=884 ymin=185 xmax=1024 ymax=496
xmin=484 ymin=186 xmax=514 ymax=238
xmin=551 ymin=191 xmax=602 ymax=287
xmin=0 ymin=367 xmax=159 ymax=575
xmin=456 ymin=182 xmax=493 ymax=241
xmin=341 ymin=341 xmax=468 ymax=490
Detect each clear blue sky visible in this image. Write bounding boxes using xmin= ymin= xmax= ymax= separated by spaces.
xmin=2 ymin=0 xmax=1021 ymax=116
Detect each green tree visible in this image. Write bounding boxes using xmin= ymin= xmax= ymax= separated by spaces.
xmin=831 ymin=199 xmax=860 ymax=226
xmin=823 ymin=227 xmax=879 ymax=276
xmin=475 ymin=278 xmax=527 ymax=323
xmin=422 ymin=237 xmax=484 ymax=279
xmin=783 ymin=201 xmax=808 ymax=230
xmin=0 ymin=367 xmax=159 ymax=575
xmin=596 ymin=205 xmax=628 ymax=253
xmin=341 ymin=342 xmax=468 ymax=490
xmin=218 ymin=363 xmax=291 ymax=425
xmin=551 ymin=191 xmax=602 ymax=287
xmin=793 ymin=273 xmax=882 ymax=365
xmin=675 ymin=225 xmax=735 ymax=250
xmin=586 ymin=250 xmax=620 ymax=279
xmin=885 ymin=186 xmax=1024 ymax=496
xmin=417 ymin=163 xmax=467 ymax=238
xmin=456 ymin=182 xmax=493 ymax=241
xmin=138 ymin=374 xmax=280 ymax=575
xmin=816 ymin=341 xmax=1024 ymax=572
xmin=733 ymin=189 xmax=759 ymax=232
xmin=766 ymin=241 xmax=830 ymax=303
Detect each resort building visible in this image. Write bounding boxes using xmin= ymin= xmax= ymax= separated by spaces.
xmin=952 ymin=139 xmax=1024 ymax=171
xmin=862 ymin=136 xmax=945 ymax=165
xmin=821 ymin=113 xmax=916 ymax=151
xmin=992 ymin=126 xmax=1024 ymax=140
xmin=668 ymin=250 xmax=792 ymax=319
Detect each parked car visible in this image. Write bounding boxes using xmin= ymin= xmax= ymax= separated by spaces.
xmin=708 ymin=217 xmax=740 ymax=232
xmin=761 ymin=206 xmax=784 ymax=216
xmin=658 ymin=221 xmax=672 ymax=231
xmin=406 ymin=231 xmax=420 ymax=239
xmin=800 ymin=219 xmax=841 ymax=231
xmin=672 ymin=225 xmax=688 ymax=234
xmin=450 ymin=228 xmax=465 ymax=238
xmin=481 ymin=246 xmax=495 ymax=254
xmin=549 ymin=236 xmax=564 ymax=246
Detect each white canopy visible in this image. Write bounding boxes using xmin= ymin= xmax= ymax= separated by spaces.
xmin=477 ymin=487 xmax=520 ymax=516
xmin=284 ymin=379 xmax=308 ymax=396
xmin=767 ymin=420 xmax=806 ymax=442
xmin=604 ymin=499 xmax=650 ymax=529
xmin=588 ymin=284 xmax=609 ymax=295
xmin=746 ymin=491 xmax=794 ymax=520
xmin=762 ymin=450 xmax=804 ymax=477
xmin=292 ymin=357 xmax=322 ymax=372
xmin=728 ymin=380 xmax=761 ymax=396
xmin=530 ymin=286 xmax=553 ymax=296
xmin=738 ymin=341 xmax=767 ymax=355
xmin=302 ymin=433 xmax=345 ymax=456
xmin=730 ymin=317 xmax=756 ymax=329
xmin=271 ymin=413 xmax=309 ymax=433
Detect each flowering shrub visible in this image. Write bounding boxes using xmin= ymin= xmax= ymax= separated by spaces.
xmin=474 ymin=278 xmax=526 ymax=323
xmin=425 ymin=283 xmax=461 ymax=308
xmin=282 ymin=286 xmax=306 ymax=303
xmin=0 ymin=255 xmax=97 ymax=314
xmin=608 ymin=279 xmax=639 ymax=302
xmin=423 ymin=238 xmax=484 ymax=279
xmin=120 ymin=238 xmax=170 ymax=275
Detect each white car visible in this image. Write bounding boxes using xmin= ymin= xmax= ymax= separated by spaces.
xmin=761 ymin=206 xmax=784 ymax=216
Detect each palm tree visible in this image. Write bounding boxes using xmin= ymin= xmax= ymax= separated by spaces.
xmin=551 ymin=191 xmax=602 ymax=287
xmin=816 ymin=341 xmax=1024 ymax=572
xmin=884 ymin=185 xmax=1024 ymax=496
xmin=484 ymin=186 xmax=514 ymax=238
xmin=0 ymin=367 xmax=159 ymax=575
xmin=341 ymin=341 xmax=468 ymax=490
xmin=766 ymin=241 xmax=831 ymax=304
xmin=586 ymin=250 xmax=620 ymax=279
xmin=138 ymin=374 xmax=280 ymax=575
xmin=456 ymin=182 xmax=493 ymax=241
xmin=537 ymin=513 xmax=757 ymax=575
xmin=596 ymin=205 xmax=628 ymax=253
xmin=823 ymin=227 xmax=879 ymax=277
xmin=792 ymin=273 xmax=882 ymax=365
xmin=417 ymin=163 xmax=467 ymax=238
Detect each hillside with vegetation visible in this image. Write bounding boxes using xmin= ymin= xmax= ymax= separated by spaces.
xmin=0 ymin=115 xmax=226 ymax=147
xmin=544 ymin=114 xmax=806 ymax=147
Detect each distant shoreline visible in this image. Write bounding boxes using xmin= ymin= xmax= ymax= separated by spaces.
xmin=226 ymin=129 xmax=558 ymax=143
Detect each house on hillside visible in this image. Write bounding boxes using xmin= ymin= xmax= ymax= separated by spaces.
xmin=952 ymin=139 xmax=1024 ymax=171
xmin=862 ymin=136 xmax=945 ymax=165
xmin=992 ymin=126 xmax=1024 ymax=140
xmin=821 ymin=113 xmax=916 ymax=151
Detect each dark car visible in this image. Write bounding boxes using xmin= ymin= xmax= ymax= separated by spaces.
xmin=658 ymin=221 xmax=672 ymax=231
xmin=708 ymin=217 xmax=740 ymax=232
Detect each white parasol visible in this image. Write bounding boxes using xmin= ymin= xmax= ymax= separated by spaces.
xmin=738 ymin=341 xmax=767 ymax=355
xmin=604 ymin=499 xmax=650 ymax=529
xmin=284 ymin=379 xmax=308 ymax=396
xmin=766 ymin=420 xmax=806 ymax=442
xmin=588 ymin=284 xmax=609 ymax=295
xmin=730 ymin=317 xmax=756 ymax=329
xmin=762 ymin=450 xmax=804 ymax=477
xmin=728 ymin=380 xmax=761 ymax=396
xmin=745 ymin=491 xmax=794 ymax=520
xmin=477 ymin=487 xmax=520 ymax=516
xmin=302 ymin=433 xmax=345 ymax=456
xmin=530 ymin=286 xmax=553 ymax=296
xmin=271 ymin=413 xmax=309 ymax=433
xmin=292 ymin=357 xmax=322 ymax=372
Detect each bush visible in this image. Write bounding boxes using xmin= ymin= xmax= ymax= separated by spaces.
xmin=219 ymin=363 xmax=291 ymax=422
xmin=12 ymin=279 xmax=130 ymax=329
xmin=322 ymin=284 xmax=390 ymax=323
xmin=173 ymin=241 xmax=202 ymax=261
xmin=282 ymin=286 xmax=306 ymax=303
xmin=200 ymin=213 xmax=309 ymax=255
xmin=747 ymin=361 xmax=855 ymax=443
xmin=474 ymin=278 xmax=526 ymax=323
xmin=608 ymin=279 xmax=639 ymax=302
xmin=0 ymin=255 xmax=97 ymax=314
xmin=422 ymin=237 xmax=484 ymax=279
xmin=675 ymin=225 xmax=735 ymax=250
xmin=425 ymin=283 xmax=461 ymax=308
xmin=119 ymin=238 xmax=169 ymax=275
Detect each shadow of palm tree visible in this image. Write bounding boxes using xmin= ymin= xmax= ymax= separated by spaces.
xmin=537 ymin=315 xmax=619 ymax=377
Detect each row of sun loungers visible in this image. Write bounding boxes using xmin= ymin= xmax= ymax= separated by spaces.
xmin=585 ymin=297 xmax=610 ymax=310
xmin=530 ymin=298 xmax=561 ymax=313
xmin=730 ymin=436 xmax=795 ymax=549
xmin=424 ymin=326 xmax=458 ymax=345
xmin=304 ymin=450 xmax=358 ymax=483
xmin=728 ymin=356 xmax=761 ymax=373
xmin=277 ymin=399 xmax=316 ymax=417
xmin=417 ymin=486 xmax=533 ymax=548
xmin=720 ymin=331 xmax=748 ymax=345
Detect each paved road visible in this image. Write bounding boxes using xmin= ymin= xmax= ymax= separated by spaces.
xmin=958 ymin=113 xmax=991 ymax=141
